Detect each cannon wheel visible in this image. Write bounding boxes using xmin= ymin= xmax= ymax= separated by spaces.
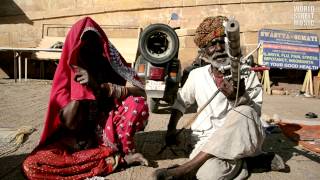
xmin=139 ymin=23 xmax=179 ymax=64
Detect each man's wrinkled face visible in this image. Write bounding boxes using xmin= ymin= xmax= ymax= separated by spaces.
xmin=204 ymin=37 xmax=230 ymax=68
xmin=205 ymin=37 xmax=226 ymax=56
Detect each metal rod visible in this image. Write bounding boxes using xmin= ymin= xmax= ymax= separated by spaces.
xmin=25 ymin=58 xmax=28 ymax=81
xmin=0 ymin=47 xmax=62 ymax=52
xmin=13 ymin=51 xmax=17 ymax=83
xmin=18 ymin=55 xmax=21 ymax=82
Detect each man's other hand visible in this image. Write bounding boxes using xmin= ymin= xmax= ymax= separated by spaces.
xmin=219 ymin=78 xmax=245 ymax=100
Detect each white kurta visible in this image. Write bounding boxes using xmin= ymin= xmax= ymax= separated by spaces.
xmin=172 ymin=65 xmax=263 ymax=159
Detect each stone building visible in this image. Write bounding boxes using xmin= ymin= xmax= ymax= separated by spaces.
xmin=0 ymin=0 xmax=319 ymax=79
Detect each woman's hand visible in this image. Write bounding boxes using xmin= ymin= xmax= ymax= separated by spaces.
xmin=73 ymin=65 xmax=99 ymax=91
xmin=73 ymin=65 xmax=90 ymax=85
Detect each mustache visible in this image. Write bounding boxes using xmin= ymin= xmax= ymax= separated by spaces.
xmin=211 ymin=59 xmax=230 ymax=68
xmin=209 ymin=52 xmax=228 ymax=60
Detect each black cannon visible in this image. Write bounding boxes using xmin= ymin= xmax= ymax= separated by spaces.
xmin=134 ymin=23 xmax=181 ymax=113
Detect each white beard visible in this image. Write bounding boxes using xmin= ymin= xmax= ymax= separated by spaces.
xmin=207 ymin=52 xmax=230 ymax=69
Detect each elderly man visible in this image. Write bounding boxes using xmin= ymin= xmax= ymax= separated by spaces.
xmin=152 ymin=16 xmax=282 ymax=180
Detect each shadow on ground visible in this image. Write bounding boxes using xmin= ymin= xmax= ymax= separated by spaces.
xmin=135 ymin=129 xmax=193 ymax=161
xmin=263 ymin=127 xmax=320 ymax=163
xmin=153 ymin=102 xmax=198 ymax=115
xmin=0 ymin=153 xmax=27 ymax=180
xmin=247 ymin=128 xmax=320 ymax=177
xmin=135 ymin=127 xmax=320 ymax=178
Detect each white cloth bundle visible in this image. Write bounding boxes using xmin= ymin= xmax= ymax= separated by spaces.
xmin=0 ymin=126 xmax=35 ymax=157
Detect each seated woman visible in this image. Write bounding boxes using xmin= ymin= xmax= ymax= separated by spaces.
xmin=23 ymin=17 xmax=149 ymax=179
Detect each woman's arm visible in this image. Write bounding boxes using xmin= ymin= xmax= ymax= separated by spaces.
xmin=127 ymin=86 xmax=146 ymax=98
xmin=60 ymin=100 xmax=89 ymax=131
xmin=73 ymin=65 xmax=146 ymax=99
xmin=60 ymin=100 xmax=80 ymax=130
xmin=100 ymin=83 xmax=146 ymax=99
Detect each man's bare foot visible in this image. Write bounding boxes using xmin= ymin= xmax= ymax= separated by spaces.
xmin=124 ymin=153 xmax=149 ymax=166
xmin=152 ymin=165 xmax=186 ymax=180
xmin=153 ymin=151 xmax=213 ymax=179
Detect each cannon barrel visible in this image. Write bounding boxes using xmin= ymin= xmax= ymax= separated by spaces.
xmin=225 ymin=19 xmax=241 ymax=84
xmin=225 ymin=19 xmax=241 ymax=57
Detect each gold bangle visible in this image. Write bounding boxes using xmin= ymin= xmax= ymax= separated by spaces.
xmin=121 ymin=87 xmax=128 ymax=99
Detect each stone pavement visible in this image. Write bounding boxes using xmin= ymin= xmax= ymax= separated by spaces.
xmin=0 ymin=79 xmax=319 ymax=180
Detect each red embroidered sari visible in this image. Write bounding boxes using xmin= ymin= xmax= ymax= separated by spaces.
xmin=23 ymin=17 xmax=148 ymax=180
